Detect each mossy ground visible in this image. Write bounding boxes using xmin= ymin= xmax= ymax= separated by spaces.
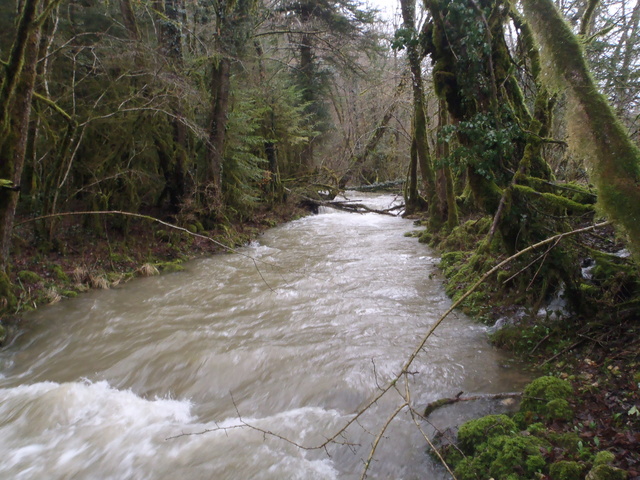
xmin=438 ymin=376 xmax=637 ymax=479
xmin=0 ymin=202 xmax=308 ymax=344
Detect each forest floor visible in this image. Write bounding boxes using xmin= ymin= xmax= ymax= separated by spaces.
xmin=0 ymin=201 xmax=309 ymax=345
xmin=499 ymin=316 xmax=640 ymax=478
xmin=412 ymin=212 xmax=639 ymax=478
xmin=443 ymin=251 xmax=640 ymax=477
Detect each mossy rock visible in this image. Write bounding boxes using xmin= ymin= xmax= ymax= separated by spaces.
xmin=453 ymin=433 xmax=548 ymax=480
xmin=18 ymin=270 xmax=43 ymax=284
xmin=156 ymin=261 xmax=185 ymax=273
xmin=0 ymin=323 xmax=6 ymax=344
xmin=546 ymin=398 xmax=574 ymax=421
xmin=487 ymin=435 xmax=548 ymax=479
xmin=550 ymin=460 xmax=585 ymax=480
xmin=521 ymin=376 xmax=573 ymax=420
xmin=61 ymin=290 xmax=78 ymax=298
xmin=585 ymin=464 xmax=627 ymax=480
xmin=457 ymin=414 xmax=517 ymax=455
xmin=593 ymin=451 xmax=616 ymax=467
xmin=51 ymin=265 xmax=69 ymax=282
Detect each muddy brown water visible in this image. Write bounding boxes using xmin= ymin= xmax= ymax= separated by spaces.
xmin=0 ymin=192 xmax=529 ymax=479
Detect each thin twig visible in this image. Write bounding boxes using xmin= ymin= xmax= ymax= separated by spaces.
xmin=360 ymin=402 xmax=408 ymax=480
xmin=408 ymin=406 xmax=458 ymax=480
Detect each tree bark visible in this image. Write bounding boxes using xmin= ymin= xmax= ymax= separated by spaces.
xmin=400 ymin=0 xmax=436 ymax=202
xmin=206 ymin=57 xmax=231 ymax=193
xmin=522 ymin=0 xmax=640 ymax=260
xmin=154 ymin=0 xmax=187 ymax=209
xmin=0 ymin=0 xmax=50 ymax=307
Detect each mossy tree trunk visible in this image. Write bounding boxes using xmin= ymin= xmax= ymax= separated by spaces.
xmin=0 ymin=0 xmax=59 ymax=308
xmin=399 ymin=0 xmax=437 ymax=208
xmin=436 ymin=98 xmax=458 ymax=230
xmin=522 ymin=0 xmax=640 ymax=260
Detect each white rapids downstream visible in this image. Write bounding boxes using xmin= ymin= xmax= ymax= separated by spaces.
xmin=0 ymin=192 xmax=529 ymax=479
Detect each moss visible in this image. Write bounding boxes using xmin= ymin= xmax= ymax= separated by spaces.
xmin=490 ymin=435 xmax=548 ymax=479
xmin=453 ymin=433 xmax=548 ymax=480
xmin=548 ymin=432 xmax=582 ymax=453
xmin=0 ymin=323 xmax=6 ymax=344
xmin=457 ymin=414 xmax=517 ymax=455
xmin=521 ymin=376 xmax=573 ymax=420
xmin=418 ymin=230 xmax=433 ymax=244
xmin=545 ymin=398 xmax=574 ymax=421
xmin=193 ymin=220 xmax=205 ymax=232
xmin=17 ymin=270 xmax=43 ymax=283
xmin=549 ymin=461 xmax=584 ymax=480
xmin=585 ymin=464 xmax=627 ymax=480
xmin=61 ymin=290 xmax=78 ymax=298
xmin=156 ymin=260 xmax=185 ymax=273
xmin=0 ymin=270 xmax=17 ymax=311
xmin=526 ymin=422 xmax=546 ymax=435
xmin=51 ymin=265 xmax=69 ymax=282
xmin=512 ymin=184 xmax=594 ymax=214
xmin=593 ymin=451 xmax=616 ymax=466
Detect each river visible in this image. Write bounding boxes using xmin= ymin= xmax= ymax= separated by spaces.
xmin=0 ymin=192 xmax=529 ymax=479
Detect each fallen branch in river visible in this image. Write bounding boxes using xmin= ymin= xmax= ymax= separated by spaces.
xmin=423 ymin=391 xmax=523 ymax=417
xmin=321 ymin=200 xmax=404 ymax=216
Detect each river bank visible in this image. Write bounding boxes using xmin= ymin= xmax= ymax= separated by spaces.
xmin=0 ymin=201 xmax=309 ymax=346
xmin=412 ymin=213 xmax=640 ymax=478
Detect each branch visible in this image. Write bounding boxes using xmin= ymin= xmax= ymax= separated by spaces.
xmin=408 ymin=406 xmax=458 ymax=480
xmin=360 ymin=402 xmax=408 ymax=480
xmin=423 ymin=392 xmax=523 ymax=417
xmin=32 ymin=91 xmax=74 ymax=123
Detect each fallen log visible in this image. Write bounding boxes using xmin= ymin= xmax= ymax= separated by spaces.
xmin=423 ymin=392 xmax=523 ymax=417
xmin=321 ymin=200 xmax=404 ymax=216
xmin=290 ymin=187 xmax=405 ymax=216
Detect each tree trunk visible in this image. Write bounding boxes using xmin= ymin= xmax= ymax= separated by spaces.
xmin=119 ymin=0 xmax=140 ymax=41
xmin=154 ymin=0 xmax=187 ymax=209
xmin=255 ymin=39 xmax=284 ymax=202
xmin=206 ymin=57 xmax=231 ymax=194
xmin=522 ymin=0 xmax=640 ymax=260
xmin=0 ymin=0 xmax=48 ymax=307
xmin=298 ymin=31 xmax=315 ymax=169
xmin=436 ymin=98 xmax=458 ymax=229
xmin=400 ymin=0 xmax=436 ymax=202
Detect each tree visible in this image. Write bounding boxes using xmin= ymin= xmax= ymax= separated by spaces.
xmin=275 ymin=0 xmax=379 ymax=169
xmin=521 ymin=0 xmax=640 ymax=260
xmin=397 ymin=0 xmax=436 ymax=213
xmin=0 ymin=0 xmax=62 ymax=307
xmin=205 ymin=0 xmax=260 ymax=207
